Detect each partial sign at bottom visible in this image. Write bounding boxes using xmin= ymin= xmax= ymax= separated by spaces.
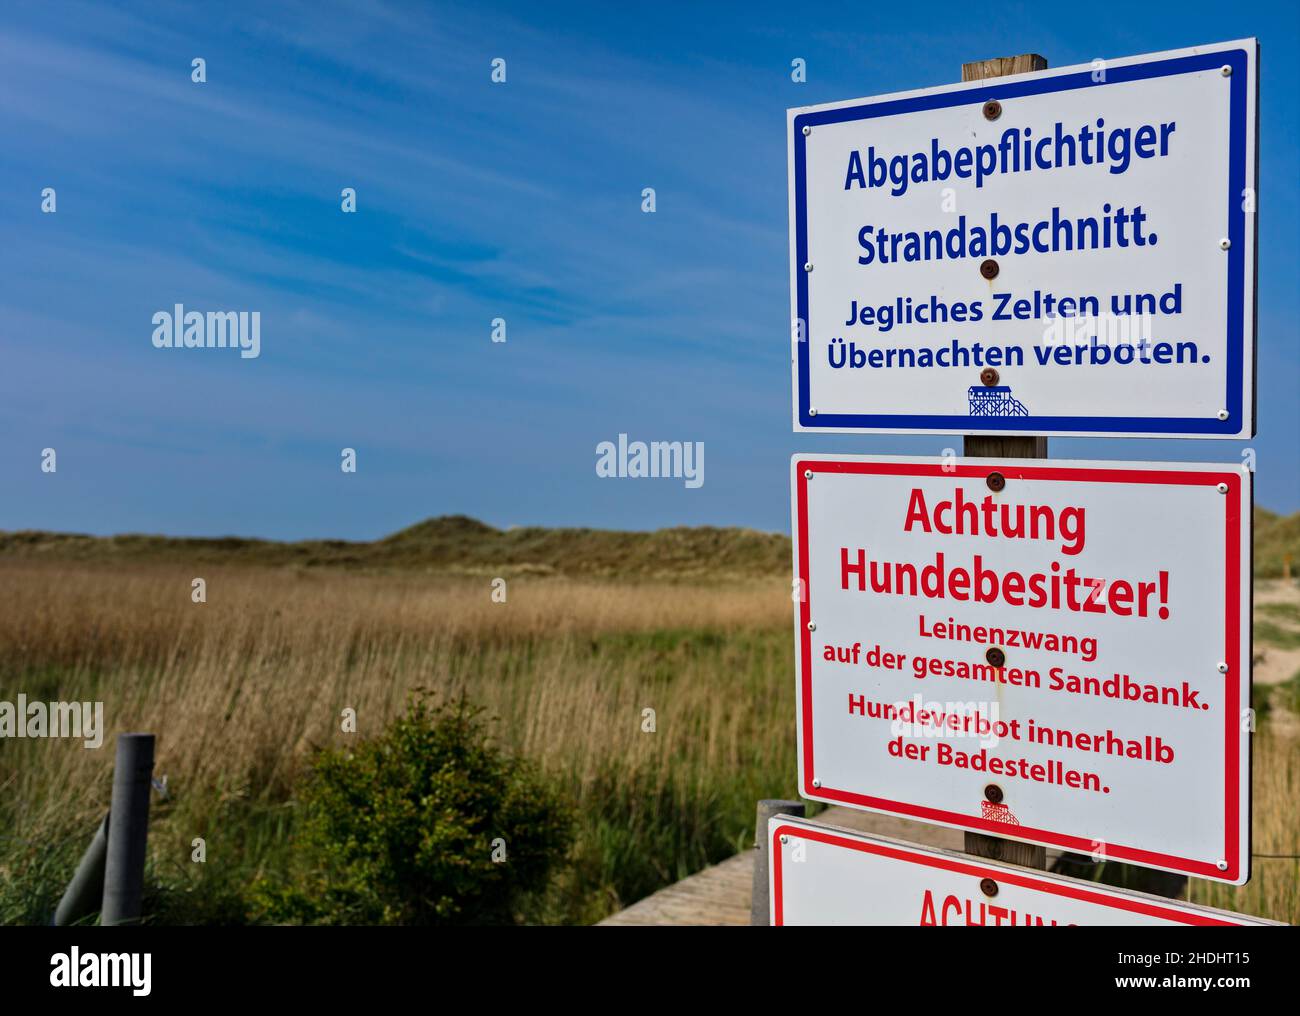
xmin=770 ymin=817 xmax=1279 ymax=926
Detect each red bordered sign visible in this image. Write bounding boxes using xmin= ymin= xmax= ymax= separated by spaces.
xmin=770 ymin=817 xmax=1279 ymax=925
xmin=791 ymin=455 xmax=1251 ymax=883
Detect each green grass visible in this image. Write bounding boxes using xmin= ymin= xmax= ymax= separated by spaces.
xmin=0 ymin=624 xmax=799 ymax=926
xmin=4 ymin=522 xmax=1297 ymax=925
xmin=1255 ymin=507 xmax=1300 ymax=580
xmin=1257 ymin=602 xmax=1300 ymax=624
xmin=1271 ymin=669 xmax=1300 ymax=717
xmin=1255 ymin=620 xmax=1300 ymax=650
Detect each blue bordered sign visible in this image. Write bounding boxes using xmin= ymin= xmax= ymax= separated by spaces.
xmin=789 ymin=40 xmax=1257 ymax=438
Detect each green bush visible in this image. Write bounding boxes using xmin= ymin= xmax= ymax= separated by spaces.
xmin=252 ymin=694 xmax=573 ymax=925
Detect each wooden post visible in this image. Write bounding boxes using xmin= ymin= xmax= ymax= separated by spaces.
xmin=960 ymin=53 xmax=1049 ymax=871
xmin=751 ymin=799 xmax=805 ymax=925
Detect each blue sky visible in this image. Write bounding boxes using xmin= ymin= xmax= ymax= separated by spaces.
xmin=1 ymin=0 xmax=1296 ymax=540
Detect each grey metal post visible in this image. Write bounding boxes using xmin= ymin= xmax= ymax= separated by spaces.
xmin=750 ymin=799 xmax=804 ymax=926
xmin=53 ymin=813 xmax=109 ymax=926
xmin=102 ymin=733 xmax=155 ymax=926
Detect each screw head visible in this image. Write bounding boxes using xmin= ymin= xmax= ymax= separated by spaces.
xmin=979 ymin=258 xmax=1000 ymax=280
xmin=980 ymin=366 xmax=1000 ymax=387
xmin=1221 ymin=65 xmax=1232 ymax=77
xmin=808 ymin=407 xmax=817 ymax=417
xmin=803 ymin=262 xmax=813 ymax=272
xmin=1219 ymin=238 xmax=1231 ymax=251
xmin=780 ymin=834 xmax=790 ymax=844
xmin=984 ymin=783 xmax=1004 ymax=804
xmin=982 ymin=99 xmax=1002 ymax=121
xmin=1217 ymin=662 xmax=1229 ymax=674
xmin=1217 ymin=860 xmax=1229 ymax=870
xmin=801 ymin=124 xmax=811 ymax=135
xmin=979 ymin=877 xmax=999 ymax=897
xmin=985 ymin=646 xmax=1006 ymax=668
xmin=1216 ymin=410 xmax=1230 ymax=422
xmin=807 ymin=621 xmax=816 ymax=631
xmin=986 ymin=471 xmax=1006 ymax=493
xmin=811 ymin=778 xmax=821 ymax=789
xmin=804 ymin=469 xmax=813 ymax=479
xmin=1216 ymin=482 xmax=1229 ymax=494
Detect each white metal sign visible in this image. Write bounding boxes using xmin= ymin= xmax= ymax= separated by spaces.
xmin=788 ymin=40 xmax=1257 ymax=438
xmin=769 ymin=817 xmax=1279 ymax=926
xmin=791 ymin=454 xmax=1251 ymax=883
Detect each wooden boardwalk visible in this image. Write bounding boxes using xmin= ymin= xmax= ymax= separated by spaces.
xmin=597 ymin=850 xmax=756 ymax=926
xmin=597 ymin=806 xmax=967 ymax=926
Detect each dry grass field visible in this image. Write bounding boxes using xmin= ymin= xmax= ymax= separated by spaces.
xmin=1 ymin=524 xmax=1297 ymax=924
xmin=0 ymin=559 xmax=797 ymax=923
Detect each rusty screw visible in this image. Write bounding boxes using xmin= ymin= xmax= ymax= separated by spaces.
xmin=983 ymin=99 xmax=1002 ymax=121
xmin=980 ymin=877 xmax=999 ymax=897
xmin=986 ymin=471 xmax=1005 ymax=493
xmin=979 ymin=258 xmax=999 ymax=280
xmin=986 ymin=646 xmax=1006 ymax=668
xmin=980 ymin=367 xmax=1000 ymax=387
xmin=984 ymin=783 xmax=1004 ymax=804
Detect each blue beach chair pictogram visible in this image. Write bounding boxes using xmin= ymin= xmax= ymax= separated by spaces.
xmin=967 ymin=385 xmax=1029 ymax=417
